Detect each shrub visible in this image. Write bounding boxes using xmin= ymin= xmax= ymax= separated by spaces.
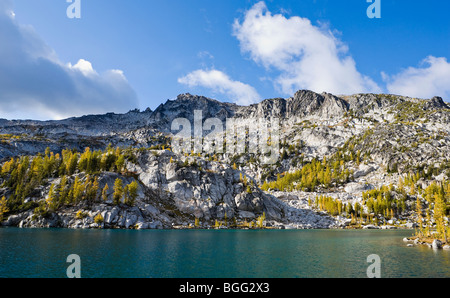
xmin=94 ymin=213 xmax=104 ymax=224
xmin=75 ymin=210 xmax=87 ymax=220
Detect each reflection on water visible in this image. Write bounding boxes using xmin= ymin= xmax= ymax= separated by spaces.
xmin=0 ymin=228 xmax=449 ymax=278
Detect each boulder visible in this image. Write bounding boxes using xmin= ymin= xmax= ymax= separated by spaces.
xmin=353 ymin=164 xmax=375 ymax=179
xmin=405 ymin=222 xmax=418 ymax=229
xmin=380 ymin=225 xmax=396 ymax=230
xmin=148 ymin=221 xmax=162 ymax=229
xmin=4 ymin=215 xmax=20 ymax=226
xmin=238 ymin=211 xmax=255 ymax=219
xmin=362 ymin=224 xmax=379 ymax=229
xmin=165 ymin=163 xmax=178 ymax=182
xmin=344 ymin=183 xmax=373 ymax=194
xmin=125 ymin=214 xmax=138 ymax=229
xmin=432 ymin=239 xmax=442 ymax=249
xmin=434 ymin=173 xmax=448 ymax=182
xmin=104 ymin=207 xmax=120 ymax=224
xmin=144 ymin=204 xmax=160 ymax=216
xmin=136 ymin=221 xmax=149 ymax=230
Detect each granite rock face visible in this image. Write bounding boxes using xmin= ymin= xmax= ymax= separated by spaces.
xmin=1 ymin=90 xmax=450 ymax=230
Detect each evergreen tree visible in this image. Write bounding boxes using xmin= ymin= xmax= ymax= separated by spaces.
xmin=434 ymin=190 xmax=446 ymax=239
xmin=102 ymin=183 xmax=109 ymax=202
xmin=125 ymin=180 xmax=138 ymax=206
xmin=113 ymin=178 xmax=124 ymax=205
xmin=46 ymin=184 xmax=58 ymax=211
xmin=85 ymin=176 xmax=99 ymax=202
xmin=415 ymin=196 xmax=424 ymax=236
xmin=94 ymin=213 xmax=104 ymax=225
xmin=67 ymin=153 xmax=78 ymax=176
xmin=1 ymin=158 xmax=15 ymax=176
xmin=115 ymin=155 xmax=125 ymax=173
xmin=59 ymin=176 xmax=69 ymax=204
xmin=72 ymin=177 xmax=84 ymax=203
xmin=0 ymin=196 xmax=9 ymax=222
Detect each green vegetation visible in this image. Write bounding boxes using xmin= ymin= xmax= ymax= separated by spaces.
xmin=255 ymin=212 xmax=266 ymax=228
xmin=209 ymin=212 xmax=267 ymax=230
xmin=94 ymin=213 xmax=104 ymax=224
xmin=261 ymin=151 xmax=355 ymax=192
xmin=0 ymin=196 xmax=9 ymax=221
xmin=414 ymin=180 xmax=450 ymax=242
xmin=75 ymin=210 xmax=88 ymax=220
xmin=124 ymin=180 xmax=139 ymax=206
xmin=314 ymin=195 xmax=343 ymax=216
xmin=0 ymin=133 xmax=50 ymax=145
xmin=0 ymin=146 xmax=139 ymax=217
xmin=113 ymin=178 xmax=124 ymax=205
xmin=0 ymin=134 xmax=23 ymax=141
xmin=392 ymin=100 xmax=428 ymax=124
xmin=362 ymin=184 xmax=406 ymax=219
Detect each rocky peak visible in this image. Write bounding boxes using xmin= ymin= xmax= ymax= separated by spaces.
xmin=149 ymin=94 xmax=238 ymax=131
xmin=235 ymin=97 xmax=287 ymax=119
xmin=425 ymin=96 xmax=449 ymax=110
xmin=286 ymin=90 xmax=348 ymax=119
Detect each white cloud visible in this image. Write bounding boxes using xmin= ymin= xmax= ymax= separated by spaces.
xmin=384 ymin=56 xmax=450 ymax=100
xmin=68 ymin=59 xmax=98 ymax=77
xmin=232 ymin=1 xmax=381 ymax=96
xmin=178 ymin=69 xmax=261 ymax=105
xmin=0 ymin=2 xmax=138 ymax=120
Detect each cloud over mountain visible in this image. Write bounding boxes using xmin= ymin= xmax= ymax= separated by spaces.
xmin=178 ymin=69 xmax=261 ymax=105
xmin=384 ymin=56 xmax=450 ymax=100
xmin=0 ymin=1 xmax=138 ymax=120
xmin=232 ymin=1 xmax=381 ymax=96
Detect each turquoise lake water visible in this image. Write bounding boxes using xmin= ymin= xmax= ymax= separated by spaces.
xmin=0 ymin=228 xmax=449 ymax=278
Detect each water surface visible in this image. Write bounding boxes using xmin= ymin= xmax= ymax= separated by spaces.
xmin=0 ymin=228 xmax=448 ymax=278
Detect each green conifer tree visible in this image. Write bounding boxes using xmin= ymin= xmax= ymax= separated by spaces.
xmin=113 ymin=178 xmax=124 ymax=205
xmin=0 ymin=196 xmax=9 ymax=222
xmin=102 ymin=183 xmax=109 ymax=202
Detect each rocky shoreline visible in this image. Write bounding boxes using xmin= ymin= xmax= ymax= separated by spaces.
xmin=0 ymin=151 xmax=428 ymax=231
xmin=1 ymin=196 xmax=419 ymax=231
xmin=403 ymin=237 xmax=450 ymax=250
xmin=1 ymin=91 xmax=449 ymax=237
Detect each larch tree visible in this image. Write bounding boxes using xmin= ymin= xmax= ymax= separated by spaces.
xmin=113 ymin=178 xmax=124 ymax=205
xmin=434 ymin=189 xmax=446 ymax=240
xmin=102 ymin=183 xmax=109 ymax=202
xmin=415 ymin=196 xmax=424 ymax=236
xmin=125 ymin=180 xmax=139 ymax=206
xmin=0 ymin=196 xmax=9 ymax=221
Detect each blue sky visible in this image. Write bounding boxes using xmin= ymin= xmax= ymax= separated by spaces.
xmin=1 ymin=0 xmax=450 ymax=120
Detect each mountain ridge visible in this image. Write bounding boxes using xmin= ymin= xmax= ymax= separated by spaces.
xmin=0 ymin=89 xmax=447 ymax=125
xmin=1 ymin=89 xmax=449 ymax=234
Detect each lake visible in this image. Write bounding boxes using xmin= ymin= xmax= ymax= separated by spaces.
xmin=0 ymin=228 xmax=449 ymax=278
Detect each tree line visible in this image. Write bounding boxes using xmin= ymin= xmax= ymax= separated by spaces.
xmin=414 ymin=180 xmax=450 ymax=242
xmin=0 ymin=146 xmax=138 ymax=218
xmin=261 ymin=155 xmax=354 ymax=192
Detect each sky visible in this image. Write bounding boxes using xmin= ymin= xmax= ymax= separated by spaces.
xmin=0 ymin=0 xmax=449 ymax=120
